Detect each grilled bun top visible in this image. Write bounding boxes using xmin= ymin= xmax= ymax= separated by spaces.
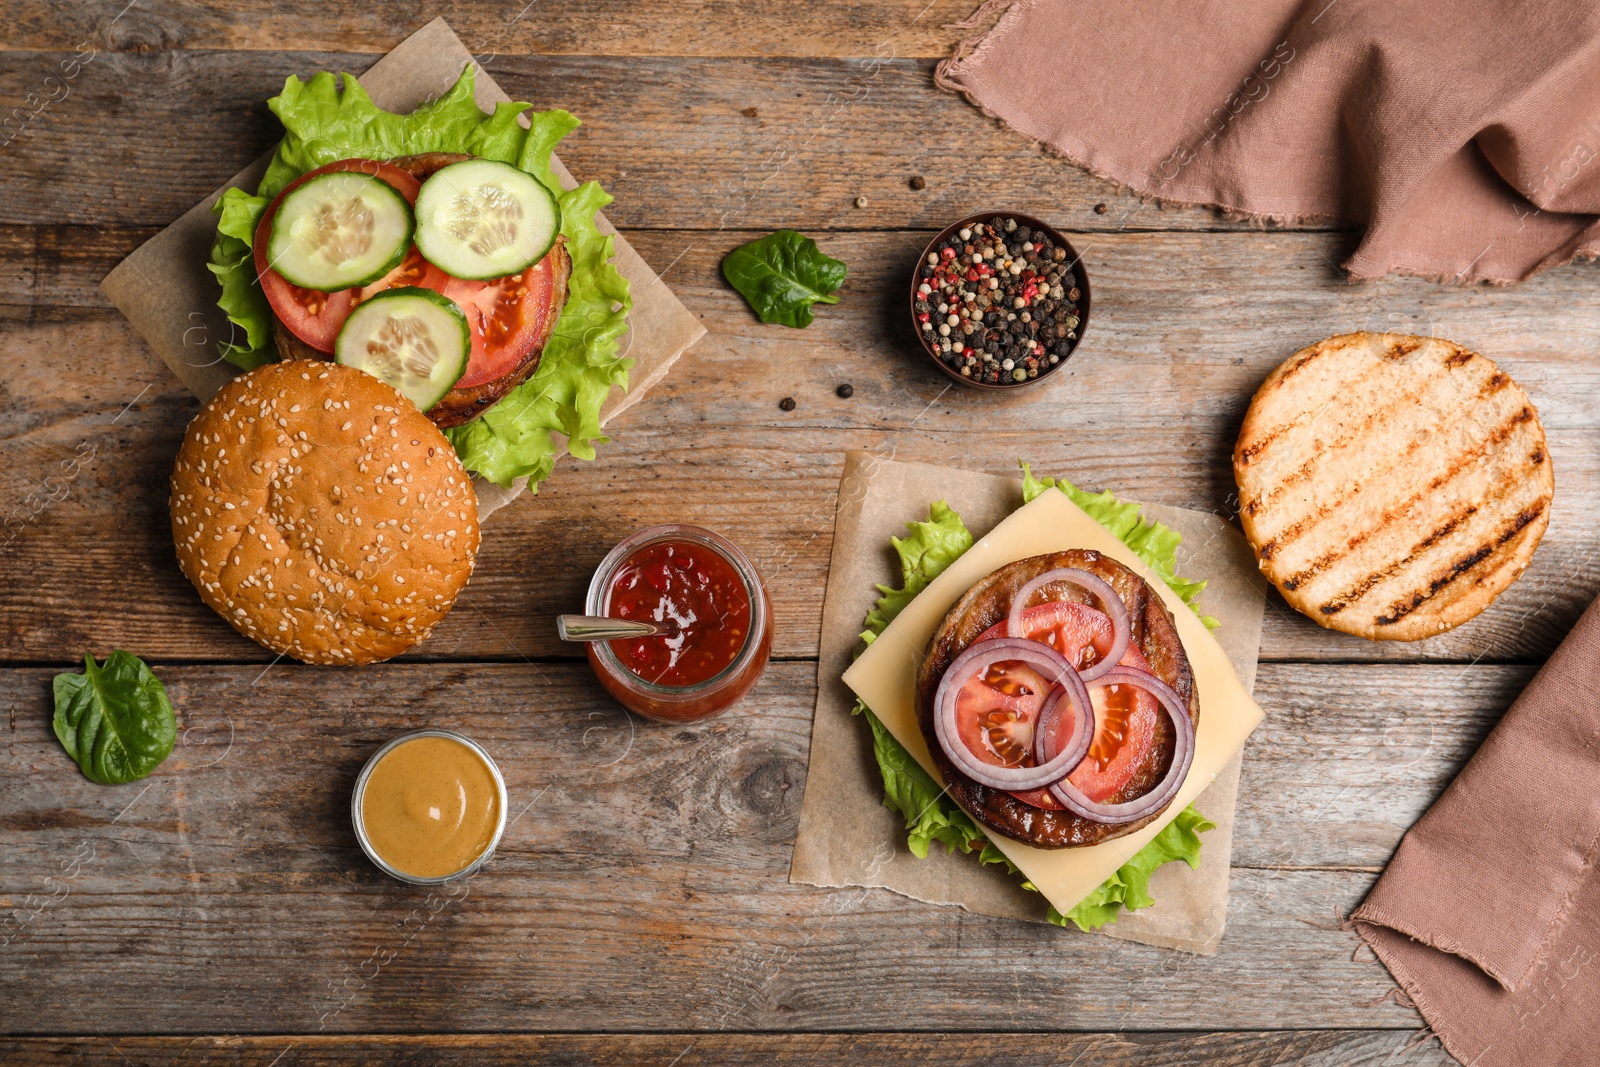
xmin=1234 ymin=332 xmax=1552 ymax=641
xmin=914 ymin=550 xmax=1199 ymax=850
xmin=170 ymin=361 xmax=481 ymax=666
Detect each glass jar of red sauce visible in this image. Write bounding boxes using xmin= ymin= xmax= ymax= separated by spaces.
xmin=584 ymin=524 xmax=773 ymax=723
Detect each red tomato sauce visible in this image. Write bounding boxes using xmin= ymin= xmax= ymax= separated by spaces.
xmin=606 ymin=539 xmax=753 ymax=687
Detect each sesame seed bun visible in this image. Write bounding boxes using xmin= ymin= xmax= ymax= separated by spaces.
xmin=170 ymin=362 xmax=481 ymax=666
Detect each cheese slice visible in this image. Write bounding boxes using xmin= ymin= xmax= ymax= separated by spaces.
xmin=842 ymin=487 xmax=1265 ymax=916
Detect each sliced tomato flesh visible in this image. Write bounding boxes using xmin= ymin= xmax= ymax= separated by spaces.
xmin=1065 ymin=642 xmax=1159 ymax=803
xmin=968 ymin=602 xmax=1105 ymax=810
xmin=976 ymin=600 xmax=1114 ymax=671
xmin=255 ymin=160 xmax=422 ymax=354
xmin=442 ymin=257 xmax=558 ymax=388
xmin=951 ymin=659 xmax=1053 ymax=770
xmin=964 ymin=599 xmax=1157 ymax=810
xmin=254 ymin=157 xmax=560 ymax=382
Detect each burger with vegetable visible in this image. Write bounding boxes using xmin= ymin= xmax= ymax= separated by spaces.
xmin=918 ymin=551 xmax=1198 ymax=848
xmin=252 ymin=153 xmax=569 ymax=428
xmin=207 ymin=67 xmax=632 ymax=490
xmin=173 ymin=67 xmax=632 ymax=667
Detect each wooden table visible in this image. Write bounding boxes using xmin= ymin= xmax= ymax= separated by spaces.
xmin=2 ymin=4 xmax=1595 ymax=1063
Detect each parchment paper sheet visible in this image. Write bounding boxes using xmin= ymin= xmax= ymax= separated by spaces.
xmin=790 ymin=454 xmax=1268 ymax=954
xmin=99 ymin=17 xmax=704 ymax=519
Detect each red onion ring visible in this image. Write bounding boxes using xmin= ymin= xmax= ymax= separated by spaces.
xmin=933 ymin=637 xmax=1093 ymax=792
xmin=1005 ymin=567 xmax=1130 ymax=680
xmin=1040 ymin=666 xmax=1196 ymax=826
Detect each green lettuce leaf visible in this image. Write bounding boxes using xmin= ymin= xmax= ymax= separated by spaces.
xmin=860 ymin=500 xmax=973 ymax=646
xmin=853 ymin=468 xmax=1214 ymax=930
xmin=1021 ymin=461 xmax=1217 ymax=629
xmin=862 ymin=707 xmax=986 ymax=858
xmin=205 ymin=66 xmax=632 ymax=489
xmin=1061 ymin=806 xmax=1214 ymax=930
xmin=206 ymin=188 xmax=274 ymax=370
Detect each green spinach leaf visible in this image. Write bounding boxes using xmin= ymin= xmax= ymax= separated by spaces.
xmin=53 ymin=652 xmax=177 ymax=785
xmin=722 ymin=230 xmax=847 ymax=328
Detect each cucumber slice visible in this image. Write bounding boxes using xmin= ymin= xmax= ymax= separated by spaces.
xmin=413 ymin=158 xmax=561 ymax=281
xmin=266 ymin=172 xmax=413 ymax=291
xmin=334 ymin=288 xmax=469 ymax=412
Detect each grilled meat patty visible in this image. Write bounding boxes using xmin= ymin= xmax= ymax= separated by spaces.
xmin=914 ymin=550 xmax=1199 ymax=849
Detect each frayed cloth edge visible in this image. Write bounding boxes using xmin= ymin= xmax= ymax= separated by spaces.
xmin=1352 ymin=917 xmax=1485 ymax=1067
xmin=935 ymin=0 xmax=1036 ymax=88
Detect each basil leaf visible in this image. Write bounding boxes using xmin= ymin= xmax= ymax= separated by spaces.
xmin=52 ymin=652 xmax=177 ymax=785
xmin=721 ymin=230 xmax=847 ymax=328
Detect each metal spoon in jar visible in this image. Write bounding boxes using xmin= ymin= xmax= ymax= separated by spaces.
xmin=556 ymin=615 xmax=680 ymax=642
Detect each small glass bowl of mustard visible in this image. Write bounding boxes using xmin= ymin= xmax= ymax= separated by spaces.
xmin=352 ymin=729 xmax=508 ymax=885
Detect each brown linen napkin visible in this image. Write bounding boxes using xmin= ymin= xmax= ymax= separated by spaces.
xmin=1351 ymin=596 xmax=1600 ymax=1067
xmin=936 ymin=0 xmax=1600 ymax=283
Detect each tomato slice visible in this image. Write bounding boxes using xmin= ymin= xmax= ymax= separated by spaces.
xmin=966 ymin=600 xmax=1156 ymax=810
xmin=441 ymin=257 xmax=559 ymax=388
xmin=977 ymin=600 xmax=1114 ymax=672
xmin=254 ymin=160 xmax=422 ymax=354
xmin=1066 ymin=643 xmax=1159 ymax=803
xmin=951 ymin=658 xmax=1054 ymax=771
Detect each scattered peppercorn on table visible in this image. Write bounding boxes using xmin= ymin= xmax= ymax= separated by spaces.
xmin=1 ymin=4 xmax=1596 ymax=1065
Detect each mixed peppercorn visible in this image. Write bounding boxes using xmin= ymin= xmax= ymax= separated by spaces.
xmin=916 ymin=217 xmax=1082 ymax=385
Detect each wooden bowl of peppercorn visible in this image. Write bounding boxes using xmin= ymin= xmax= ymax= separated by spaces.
xmin=910 ymin=212 xmax=1091 ymax=389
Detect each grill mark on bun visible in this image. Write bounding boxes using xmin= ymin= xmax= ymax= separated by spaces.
xmin=1314 ymin=437 xmax=1543 ymax=619
xmin=1374 ymin=502 xmax=1547 ymax=626
xmin=1271 ymin=339 xmax=1333 ymax=386
xmin=1235 ymin=357 xmax=1390 ymax=470
xmin=1248 ymin=377 xmax=1434 ymax=523
xmin=1384 ymin=336 xmax=1425 ymax=360
xmin=1274 ymin=406 xmax=1537 ymax=589
xmin=1264 ymin=378 xmax=1529 ymax=554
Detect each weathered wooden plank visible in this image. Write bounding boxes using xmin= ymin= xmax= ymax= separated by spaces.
xmin=1 ymin=1 xmax=987 ymax=59
xmin=9 ymin=223 xmax=1597 ymax=427
xmin=1237 ymin=663 xmax=1532 ymax=869
xmin=3 ymin=228 xmax=1596 ymax=665
xmin=0 ymin=662 xmax=1525 ymax=1033
xmin=0 ymin=1031 xmax=1454 ymax=1066
xmin=0 ymin=224 xmax=152 ymax=308
xmin=0 ymin=49 xmax=1330 ymax=233
xmin=10 ymin=224 xmax=1600 ymax=427
xmin=1 ymin=339 xmax=1589 ymax=667
xmin=0 ymin=659 xmax=1525 ymax=877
